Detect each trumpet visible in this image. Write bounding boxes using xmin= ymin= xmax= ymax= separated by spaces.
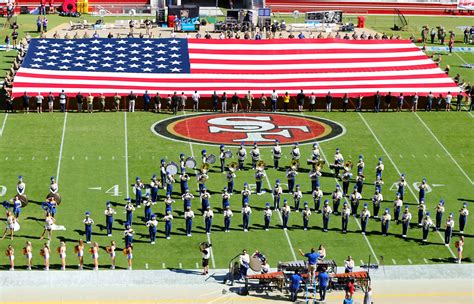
xmin=290 ymin=159 xmax=299 ymax=170
xmin=200 ymin=163 xmax=210 ymax=173
xmin=228 ymin=162 xmax=238 ymax=172
xmin=256 ymin=160 xmax=266 ymax=170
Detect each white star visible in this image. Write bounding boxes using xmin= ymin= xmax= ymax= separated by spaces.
xmin=156 ymin=57 xmax=166 ymax=62
xmin=103 ymin=57 xmax=113 ymax=61
xmin=77 ymin=49 xmax=87 ymax=54
xmin=171 ymin=67 xmax=181 ymax=72
xmin=33 ymin=58 xmax=43 ymax=62
xmin=90 ymin=53 xmax=100 ymax=58
xmin=169 ymin=39 xmax=179 ymax=44
xmin=104 ymin=50 xmax=113 ymax=54
xmin=89 ymin=59 xmax=98 ymax=64
xmin=117 ymin=53 xmax=126 ymax=58
xmin=102 ymin=63 xmax=112 ymax=67
xmin=130 ymin=43 xmax=140 ymax=48
xmin=31 ymin=64 xmax=41 ymax=68
xmin=156 ymin=50 xmax=166 ymax=54
xmin=90 ymin=46 xmax=100 ymax=51
xmin=117 ymin=46 xmax=126 ymax=51
xmin=130 ymin=63 xmax=139 ymax=68
xmin=37 ymin=46 xmax=47 ymax=50
xmin=117 ymin=40 xmax=127 ymax=44
xmin=46 ymin=62 xmax=57 ymax=66
xmin=156 ymin=43 xmax=166 ymax=48
xmin=116 ymin=60 xmax=125 ymax=65
xmin=143 ymin=67 xmax=152 ymax=72
xmin=143 ymin=53 xmax=153 ymax=58
xmin=38 ymin=40 xmax=48 ymax=44
xmin=104 ymin=43 xmax=114 ymax=48
xmin=61 ymin=59 xmax=71 ymax=63
xmin=91 ymin=39 xmax=101 ymax=44
xmin=157 ymin=64 xmax=167 ymax=68
xmin=130 ymin=50 xmax=140 ymax=54
xmin=49 ymin=55 xmax=58 ymax=60
xmin=64 ymin=40 xmax=75 ymax=45
xmin=171 ymin=60 xmax=181 ymax=65
xmin=115 ymin=67 xmax=125 ymax=71
xmin=59 ymin=65 xmax=70 ymax=70
xmin=63 ymin=53 xmax=72 ymax=57
xmin=77 ymin=43 xmax=87 ymax=48
xmin=170 ymin=46 xmax=180 ymax=51
xmin=50 ymin=49 xmax=60 ymax=54
xmin=143 ymin=46 xmax=153 ymax=51
xmin=130 ymin=57 xmax=139 ymax=62
xmin=143 ymin=40 xmax=153 ymax=44
xmin=74 ymin=62 xmax=84 ymax=67
xmin=76 ymin=56 xmax=85 ymax=60
xmin=143 ymin=60 xmax=153 ymax=65
xmin=36 ymin=52 xmax=45 ymax=56
xmin=86 ymin=66 xmax=97 ymax=70
xmin=170 ymin=53 xmax=181 ymax=58
xmin=50 ymin=43 xmax=61 ymax=47
xmin=64 ymin=46 xmax=73 ymax=51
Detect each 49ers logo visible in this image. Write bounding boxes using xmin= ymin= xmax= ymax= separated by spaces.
xmin=152 ymin=113 xmax=344 ymax=146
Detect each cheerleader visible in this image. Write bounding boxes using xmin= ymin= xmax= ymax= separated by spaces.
xmin=6 ymin=244 xmax=14 ymax=271
xmin=107 ymin=240 xmax=116 ymax=269
xmin=75 ymin=239 xmax=85 ymax=270
xmin=58 ymin=241 xmax=66 ymax=270
xmin=455 ymin=236 xmax=465 ymax=264
xmin=41 ymin=243 xmax=50 ymax=271
xmin=125 ymin=246 xmax=133 ymax=270
xmin=2 ymin=211 xmax=17 ymax=240
xmin=24 ymin=241 xmax=33 ymax=270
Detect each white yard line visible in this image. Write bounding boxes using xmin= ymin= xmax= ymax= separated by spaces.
xmin=358 ymin=113 xmax=457 ymax=258
xmin=56 ymin=112 xmax=68 ymax=182
xmin=0 ymin=113 xmax=8 ymax=137
xmin=468 ymin=112 xmax=474 ymax=118
xmin=182 ymin=111 xmax=216 ymax=269
xmin=124 ymin=112 xmax=130 ymax=198
xmin=414 ymin=113 xmax=474 ymax=185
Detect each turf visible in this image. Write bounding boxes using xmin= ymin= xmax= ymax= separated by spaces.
xmin=0 ymin=109 xmax=471 ymax=270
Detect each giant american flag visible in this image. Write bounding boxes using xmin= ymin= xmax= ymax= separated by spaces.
xmin=12 ymin=38 xmax=460 ymax=97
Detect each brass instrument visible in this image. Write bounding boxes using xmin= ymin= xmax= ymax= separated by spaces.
xmin=291 ymin=159 xmax=299 ymax=170
xmin=228 ymin=162 xmax=238 ymax=172
xmin=200 ymin=163 xmax=210 ymax=173
xmin=344 ymin=161 xmax=353 ymax=170
xmin=256 ymin=160 xmax=266 ymax=170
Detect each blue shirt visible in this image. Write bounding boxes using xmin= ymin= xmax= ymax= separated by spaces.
xmin=289 ymin=274 xmax=301 ymax=291
xmin=318 ymin=272 xmax=329 ymax=287
xmin=343 ymin=298 xmax=353 ymax=304
xmin=305 ymin=252 xmax=320 ymax=265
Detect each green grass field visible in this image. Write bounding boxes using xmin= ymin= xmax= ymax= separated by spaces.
xmin=0 ymin=109 xmax=471 ymax=270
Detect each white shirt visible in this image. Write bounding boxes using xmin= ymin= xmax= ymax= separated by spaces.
xmin=271 ymin=92 xmax=278 ymax=101
xmin=264 ymin=209 xmax=272 ymax=217
xmin=242 ymin=206 xmax=252 ymax=215
xmin=224 ymin=209 xmax=233 ymax=218
xmin=192 ymin=92 xmax=200 ymax=102
xmin=204 ymin=210 xmax=214 ymax=218
xmin=184 ymin=210 xmax=195 ymax=219
xmin=239 ymin=253 xmax=250 ymax=266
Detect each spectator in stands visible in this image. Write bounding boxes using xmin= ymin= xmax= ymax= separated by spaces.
xmin=53 ymin=31 xmax=60 ymax=39
xmin=107 ymin=32 xmax=114 ymax=38
xmin=92 ymin=31 xmax=99 ymax=38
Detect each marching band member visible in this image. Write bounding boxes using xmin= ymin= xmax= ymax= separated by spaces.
xmin=163 ymin=211 xmax=173 ymax=239
xmin=341 ymin=202 xmax=351 ymax=233
xmin=356 ymin=155 xmax=365 ymax=175
xmin=333 ymin=148 xmax=344 ymax=177
xmin=375 ymin=157 xmax=384 ymax=179
xmin=104 ymin=201 xmax=116 ymax=236
xmin=125 ymin=246 xmax=133 ymax=270
xmin=286 ymin=166 xmax=298 ymax=194
xmin=331 ymin=184 xmax=342 ymax=215
xmin=272 ymin=140 xmax=282 ymax=169
xmin=255 ymin=166 xmax=266 ymax=195
xmin=107 ymin=241 xmax=116 ymax=269
xmin=58 ymin=241 xmax=66 ymax=270
xmin=133 ymin=177 xmax=144 ymax=208
xmin=223 ymin=205 xmax=233 ymax=232
xmin=455 ymin=236 xmax=465 ymax=264
xmin=201 ymin=149 xmax=208 ymax=165
xmin=83 ymin=212 xmax=94 ymax=244
xmin=421 ymin=212 xmax=433 ymax=242
xmin=2 ymin=211 xmax=16 ymax=240
xmin=312 ymin=186 xmax=323 ymax=213
xmin=39 ymin=212 xmax=54 ymax=241
xmin=372 ymin=189 xmax=383 ymax=219
xmin=250 ymin=142 xmax=260 ymax=169
xmin=219 ymin=144 xmax=226 ymax=173
xmin=91 ymin=242 xmax=99 ymax=271
xmin=75 ymin=239 xmax=84 ymax=270
xmin=350 ymin=186 xmax=362 ymax=216
xmin=221 ymin=187 xmax=230 ymax=210
xmin=264 ymin=203 xmax=272 ymax=231
xmin=322 ymin=200 xmax=332 ymax=232
xmin=341 ymin=169 xmax=352 ymax=196
xmin=143 ymin=194 xmax=153 ymax=222
xmin=397 ymin=174 xmax=407 ymax=201
xmin=293 ymin=185 xmax=302 ymax=212
xmin=125 ymin=198 xmax=135 ymax=226
xmin=179 ymin=153 xmax=186 ymax=174
xmin=418 ymin=178 xmax=428 ymax=202
xmin=239 ymin=249 xmax=250 ymax=280
xmin=237 ymin=143 xmax=247 ymax=170
xmin=393 ymin=193 xmax=403 ymax=224
xmin=181 ymin=189 xmax=194 ymax=212
xmin=444 ymin=213 xmax=454 ymax=246
xmin=241 ymin=183 xmax=251 ymax=207
xmin=360 ymin=204 xmax=371 ymax=234
xmin=435 ymin=200 xmax=445 ymax=231
xmin=6 ymin=244 xmax=14 ymax=271
xmin=401 ymin=206 xmax=412 ymax=238
xmin=197 ymin=187 xmax=209 ymax=213
xmin=179 ymin=171 xmax=190 ymax=195
xmin=197 ymin=168 xmax=208 ymax=193
xmin=290 ymin=143 xmax=300 ymax=163
xmin=381 ymin=208 xmax=391 ymax=236
xmin=302 ymin=202 xmax=311 ymax=231
xmin=309 ymin=165 xmax=322 ymax=192
xmin=458 ymin=202 xmax=468 ymax=234
xmin=203 ymin=206 xmax=213 ymax=235
xmin=160 ymin=159 xmax=167 ymax=188
xmin=312 ymin=143 xmax=320 ymax=161
xmin=356 ymin=173 xmax=365 ymax=195
xmin=272 ymin=180 xmax=282 ymax=210
xmin=12 ymin=196 xmax=21 ymax=219
xmin=124 ymin=224 xmax=134 ymax=247
xmin=184 ymin=207 xmax=195 ymax=236
xmin=344 ymin=256 xmax=355 ymax=273
xmin=146 ymin=214 xmax=158 ymax=243
xmin=24 ymin=241 xmax=33 ymax=270
xmin=164 ymin=194 xmax=174 ymax=213
xmin=374 ymin=176 xmax=384 ymax=193
xmin=417 ymin=200 xmax=426 ymax=226
xmin=150 ymin=174 xmax=160 ymax=204
xmin=17 ymin=175 xmax=26 ymax=196
xmin=281 ymin=200 xmax=291 ymax=230
xmin=226 ymin=170 xmax=236 ymax=194
xmin=50 ymin=176 xmax=58 ymax=194
xmin=165 ymin=171 xmax=175 ymax=196
xmin=41 ymin=243 xmax=50 ymax=271
xmin=242 ymin=202 xmax=252 ymax=232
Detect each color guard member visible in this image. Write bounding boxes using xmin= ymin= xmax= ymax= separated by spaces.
xmin=312 ymin=186 xmax=323 ymax=213
xmin=125 ymin=198 xmax=135 ymax=226
xmin=393 ymin=193 xmax=403 ymax=224
xmin=444 ymin=213 xmax=454 ymax=246
xmin=50 ymin=176 xmax=58 ymax=194
xmin=381 ymin=208 xmax=391 ymax=236
xmin=272 ymin=180 xmax=282 ymax=210
xmin=421 ymin=212 xmax=433 ymax=242
xmin=16 ymin=175 xmax=26 ymax=196
xmin=2 ymin=211 xmax=17 ymax=240
xmin=104 ymin=201 xmax=116 ymax=236
xmin=146 ymin=214 xmax=158 ymax=243
xmin=179 ymin=171 xmax=190 ymax=195
xmin=164 ymin=194 xmax=174 ymax=214
xmin=417 ymin=200 xmax=426 ymax=226
xmin=401 ymin=206 xmax=412 ymax=238
xmin=24 ymin=241 xmax=33 ymax=270
xmin=58 ymin=241 xmax=66 ymax=270
xmin=360 ymin=204 xmax=371 ymax=235
xmin=124 ymin=224 xmax=134 ymax=247
xmin=375 ymin=158 xmax=384 ymax=178
xmin=12 ymin=196 xmax=21 ymax=219
xmin=397 ymin=174 xmax=407 ymax=201
xmin=223 ymin=205 xmax=233 ymax=232
xmin=241 ymin=183 xmax=251 ymax=207
xmin=250 ymin=143 xmax=260 ymax=169
xmin=350 ymin=186 xmax=362 ymax=216
xmin=341 ymin=202 xmax=351 ymax=233
xmin=184 ymin=207 xmax=195 ymax=236
xmin=242 ymin=202 xmax=252 ymax=232
xmin=372 ymin=189 xmax=383 ymax=219
xmin=203 ymin=206 xmax=213 ymax=235
xmin=459 ymin=202 xmax=468 ymax=234
xmin=221 ymin=187 xmax=230 ymax=210
xmin=435 ymin=200 xmax=445 ymax=231
xmin=264 ymin=203 xmax=272 ymax=231
xmin=181 ymin=189 xmax=194 ymax=212
xmin=322 ymin=200 xmax=332 ymax=232
xmin=293 ymin=185 xmax=302 ymax=212
xmin=133 ymin=177 xmax=144 ymax=208
xmin=272 ymin=140 xmax=282 ymax=169
xmin=332 ymin=184 xmax=342 ymax=215
xmin=302 ymin=202 xmax=311 ymax=230
xmin=237 ymin=143 xmax=247 ymax=170
xmin=356 ymin=155 xmax=365 ymax=175
xmin=163 ymin=211 xmax=173 ymax=239
xmin=75 ymin=239 xmax=84 ymax=270
xmin=150 ymin=174 xmax=160 ymax=203
xmin=418 ymin=178 xmax=428 ymax=203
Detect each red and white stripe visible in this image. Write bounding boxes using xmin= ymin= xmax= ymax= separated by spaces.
xmin=12 ymin=39 xmax=460 ymax=97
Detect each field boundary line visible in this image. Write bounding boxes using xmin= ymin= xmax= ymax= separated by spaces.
xmin=358 ymin=113 xmax=456 ymax=258
xmin=182 ymin=111 xmax=216 ymax=268
xmin=414 ymin=113 xmax=473 ymax=185
xmin=124 ymin=111 xmax=130 ymax=198
xmin=56 ymin=112 xmax=68 ymax=182
xmin=0 ymin=113 xmax=8 ymax=137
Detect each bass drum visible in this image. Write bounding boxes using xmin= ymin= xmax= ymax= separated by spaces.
xmin=249 ymin=256 xmax=262 ymax=272
xmin=206 ymin=154 xmax=216 ymax=164
xmin=165 ymin=162 xmax=179 ymax=176
xmin=15 ymin=195 xmax=28 ymax=207
xmin=46 ymin=192 xmax=62 ymax=205
xmin=185 ymin=157 xmax=196 ymax=169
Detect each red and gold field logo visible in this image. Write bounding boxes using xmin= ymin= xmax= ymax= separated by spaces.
xmin=152 ymin=113 xmax=344 ymax=146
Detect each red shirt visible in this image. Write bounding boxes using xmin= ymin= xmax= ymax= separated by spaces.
xmin=347 ymin=282 xmax=355 ymax=295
